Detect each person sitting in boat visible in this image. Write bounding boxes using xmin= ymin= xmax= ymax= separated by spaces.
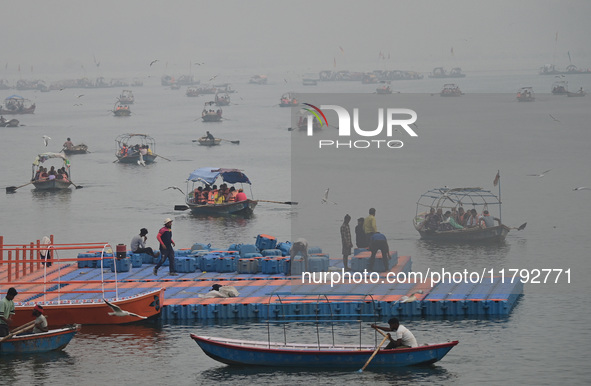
xmin=192 ymin=187 xmax=203 ymax=204
xmin=442 ymin=211 xmax=464 ymax=230
xmin=33 ymin=168 xmax=42 ymax=181
xmin=207 ymin=185 xmax=219 ymax=204
xmin=216 ymin=109 xmax=222 ymax=116
xmin=465 ymin=209 xmax=479 ymax=227
xmin=63 ymin=138 xmax=74 ymax=150
xmin=139 ymin=145 xmax=148 ymax=156
xmin=214 ymin=190 xmax=225 ymax=204
xmin=371 ymin=317 xmax=418 ymax=349
xmin=235 ymin=188 xmax=247 ymax=202
xmin=39 ymin=167 xmax=49 ymax=180
xmin=206 ymin=131 xmax=215 ymax=141
xmin=456 ymin=207 xmax=466 ymax=226
xmin=218 ymin=184 xmax=229 ymax=201
xmin=48 ymin=166 xmax=57 ymax=180
xmin=479 ymin=210 xmax=501 ymax=228
xmin=31 ymin=305 xmax=48 ymax=334
xmin=227 ymin=186 xmax=238 ymax=202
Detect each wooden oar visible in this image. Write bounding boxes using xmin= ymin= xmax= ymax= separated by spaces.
xmin=219 ymin=138 xmax=240 ymax=144
xmin=174 ymin=205 xmax=190 ymax=211
xmin=155 ymin=154 xmax=171 ymax=161
xmin=358 ymin=334 xmax=389 ymax=373
xmin=511 ymin=222 xmax=527 ymax=231
xmin=257 ymin=200 xmax=298 ymax=205
xmin=70 ymin=181 xmax=83 ymax=189
xmin=0 ymin=320 xmax=36 ymax=342
xmin=6 ymin=181 xmax=34 ymax=193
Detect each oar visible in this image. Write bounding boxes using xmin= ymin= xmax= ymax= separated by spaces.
xmin=155 ymin=154 xmax=171 ymax=161
xmin=6 ymin=181 xmax=34 ymax=193
xmin=70 ymin=181 xmax=83 ymax=189
xmin=0 ymin=320 xmax=36 ymax=342
xmin=358 ymin=334 xmax=389 ymax=373
xmin=219 ymin=138 xmax=240 ymax=144
xmin=257 ymin=200 xmax=298 ymax=205
xmin=511 ymin=222 xmax=527 ymax=231
xmin=174 ymin=205 xmax=190 ymax=211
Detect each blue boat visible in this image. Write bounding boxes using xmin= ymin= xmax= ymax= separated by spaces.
xmin=0 ymin=325 xmax=80 ymax=354
xmin=190 ymin=335 xmax=458 ymax=368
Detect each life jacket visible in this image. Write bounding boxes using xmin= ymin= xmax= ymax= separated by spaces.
xmin=207 ymin=190 xmax=218 ymax=204
xmin=227 ymin=191 xmax=238 ymax=202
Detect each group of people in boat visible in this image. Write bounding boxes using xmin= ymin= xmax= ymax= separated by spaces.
xmin=418 ymin=207 xmax=501 ymax=232
xmin=4 ymin=98 xmax=26 ymax=111
xmin=33 ymin=166 xmax=69 ymax=182
xmin=190 ymin=184 xmax=248 ymax=205
xmin=118 ymin=144 xmax=152 ymax=157
xmin=202 ymin=108 xmax=222 ymax=116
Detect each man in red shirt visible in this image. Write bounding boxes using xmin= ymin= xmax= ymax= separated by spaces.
xmin=154 ymin=218 xmax=177 ymax=276
xmin=235 ymin=188 xmax=247 ymax=202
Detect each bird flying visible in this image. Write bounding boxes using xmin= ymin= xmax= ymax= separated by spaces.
xmin=527 ymin=169 xmax=551 ymax=177
xmin=42 ymin=135 xmax=51 ymax=146
xmin=104 ymin=299 xmax=147 ymax=319
xmin=321 ymin=188 xmax=337 ymax=205
xmin=149 ymin=59 xmax=159 ymax=66
xmin=549 ymin=114 xmax=560 ymax=122
xmin=163 ymin=186 xmax=185 ymax=195
xmin=209 ymin=74 xmax=219 ymax=81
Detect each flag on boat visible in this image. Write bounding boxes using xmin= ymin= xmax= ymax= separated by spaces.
xmin=493 ymin=171 xmax=500 ymax=187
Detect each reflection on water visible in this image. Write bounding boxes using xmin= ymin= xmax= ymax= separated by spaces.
xmin=414 ymin=239 xmax=511 ymax=271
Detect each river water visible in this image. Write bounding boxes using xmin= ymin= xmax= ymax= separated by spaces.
xmin=0 ymin=73 xmax=590 ymax=385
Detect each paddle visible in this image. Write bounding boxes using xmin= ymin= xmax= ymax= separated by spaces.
xmin=155 ymin=154 xmax=171 ymax=161
xmin=257 ymin=200 xmax=298 ymax=205
xmin=0 ymin=320 xmax=36 ymax=342
xmin=70 ymin=181 xmax=83 ymax=189
xmin=174 ymin=205 xmax=190 ymax=211
xmin=6 ymin=181 xmax=34 ymax=193
xmin=220 ymin=138 xmax=240 ymax=144
xmin=511 ymin=222 xmax=527 ymax=231
xmin=358 ymin=334 xmax=389 ymax=373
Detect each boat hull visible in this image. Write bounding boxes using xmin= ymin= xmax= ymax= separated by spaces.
xmin=418 ymin=225 xmax=510 ymax=242
xmin=0 ymin=325 xmax=80 ymax=354
xmin=63 ymin=145 xmax=88 ymax=155
xmin=0 ymin=105 xmax=36 ymax=115
xmin=188 ymin=199 xmax=257 ymax=215
xmin=113 ymin=109 xmax=131 ymax=116
xmin=116 ymin=154 xmax=157 ymax=164
xmin=567 ymin=91 xmax=586 ymax=97
xmin=197 ymin=138 xmax=222 ymax=146
xmin=191 ymin=336 xmax=458 ymax=368
xmin=13 ymin=288 xmax=164 ymax=327
xmin=202 ymin=114 xmax=222 ymax=122
xmin=33 ymin=179 xmax=72 ymax=190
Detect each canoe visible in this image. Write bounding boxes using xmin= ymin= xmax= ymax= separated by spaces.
xmin=197 ymin=137 xmax=222 ymax=146
xmin=13 ymin=288 xmax=165 ymax=327
xmin=62 ymin=144 xmax=88 ymax=155
xmin=417 ymin=224 xmax=510 ymax=242
xmin=566 ymin=91 xmax=586 ymax=97
xmin=33 ymin=178 xmax=72 ymax=191
xmin=0 ymin=325 xmax=80 ymax=354
xmin=187 ymin=199 xmax=257 ymax=215
xmin=191 ymin=335 xmax=459 ymax=368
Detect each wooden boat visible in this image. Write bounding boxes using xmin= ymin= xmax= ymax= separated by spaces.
xmin=32 ymin=152 xmax=73 ymax=191
xmin=567 ymin=89 xmax=586 ymax=97
xmin=0 ymin=325 xmax=80 ymax=354
xmin=202 ymin=101 xmax=222 ymax=122
xmin=516 ymin=87 xmax=535 ymax=102
xmin=296 ymin=110 xmax=322 ymax=132
xmin=197 ymin=85 xmax=217 ymax=94
xmin=302 ymin=78 xmax=317 ymax=86
xmin=249 ymin=75 xmax=267 ymax=85
xmin=0 ymin=95 xmax=36 ymax=114
xmin=191 ymin=335 xmax=458 ymax=368
xmin=186 ymin=87 xmax=200 ymax=97
xmin=113 ymin=103 xmax=131 ymax=116
xmin=414 ymin=187 xmax=511 ymax=242
xmin=376 ymin=81 xmax=392 ymax=94
xmin=551 ymin=81 xmax=568 ymax=95
xmin=213 ymin=83 xmax=235 ymax=93
xmin=13 ymin=288 xmax=164 ymax=327
xmin=62 ymin=144 xmax=88 ymax=155
xmin=118 ymin=89 xmax=135 ymax=104
xmin=215 ymin=93 xmax=231 ymax=106
xmin=196 ymin=137 xmax=222 ymax=146
xmin=279 ymin=92 xmax=298 ymax=107
xmin=440 ymin=84 xmax=463 ymax=96
xmin=179 ymin=167 xmax=258 ymax=215
xmin=115 ymin=133 xmax=158 ymax=165
xmin=0 ymin=117 xmax=19 ymax=127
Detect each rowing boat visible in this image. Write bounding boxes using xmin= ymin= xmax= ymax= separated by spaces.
xmin=0 ymin=325 xmax=80 ymax=354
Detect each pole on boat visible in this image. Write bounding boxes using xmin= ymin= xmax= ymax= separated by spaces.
xmin=358 ymin=334 xmax=389 ymax=373
xmin=497 ymin=170 xmax=502 ymax=225
xmin=0 ymin=321 xmax=36 ymax=342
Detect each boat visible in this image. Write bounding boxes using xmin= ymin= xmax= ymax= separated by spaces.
xmin=413 ymin=187 xmax=510 ymax=242
xmin=180 ymin=167 xmax=258 ymax=215
xmin=213 ymin=83 xmax=235 ymax=93
xmin=115 ymin=133 xmax=158 ymax=165
xmin=215 ymin=93 xmax=231 ymax=106
xmin=0 ymin=117 xmax=19 ymax=127
xmin=202 ymin=101 xmax=222 ymax=122
xmin=567 ymin=88 xmax=586 ymax=97
xmin=302 ymin=78 xmax=317 ymax=86
xmin=0 ymin=95 xmax=36 ymax=114
xmin=196 ymin=137 xmax=222 ymax=146
xmin=376 ymin=81 xmax=392 ymax=94
xmin=191 ymin=336 xmax=458 ymax=368
xmin=197 ymin=85 xmax=217 ymax=94
xmin=186 ymin=87 xmax=200 ymax=97
xmin=440 ymin=84 xmax=463 ymax=96
xmin=295 ymin=109 xmax=322 ymax=132
xmin=113 ymin=102 xmax=131 ymax=116
xmin=118 ymin=89 xmax=135 ymax=104
xmin=249 ymin=75 xmax=267 ymax=85
xmin=62 ymin=143 xmax=89 ymax=155
xmin=429 ymin=67 xmax=465 ymax=79
xmin=279 ymin=92 xmax=298 ymax=107
xmin=449 ymin=67 xmax=466 ymax=78
xmin=31 ymin=153 xmax=73 ymax=191
xmin=551 ymin=81 xmax=568 ymax=95
xmin=13 ymin=288 xmax=165 ymax=327
xmin=516 ymin=87 xmax=535 ymax=102
xmin=0 ymin=325 xmax=80 ymax=354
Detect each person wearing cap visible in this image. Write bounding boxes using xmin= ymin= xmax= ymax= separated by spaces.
xmin=0 ymin=287 xmax=17 ymax=337
xmin=131 ymin=228 xmax=160 ymax=259
xmin=32 ymin=305 xmax=48 ymax=333
xmin=154 ymin=218 xmax=177 ymax=276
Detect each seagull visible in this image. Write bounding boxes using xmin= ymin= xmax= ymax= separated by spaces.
xmin=400 ymin=290 xmax=424 ymax=303
xmin=573 ymin=187 xmax=591 ymax=191
xmin=137 ymin=153 xmax=146 ymax=167
xmin=527 ymin=169 xmax=551 ymax=177
xmin=321 ymin=188 xmax=337 ymax=205
xmin=209 ymin=74 xmax=219 ymax=81
xmin=149 ymin=59 xmax=159 ymax=66
xmin=42 ymin=135 xmax=51 ymax=146
xmin=77 ymin=94 xmax=84 ymax=98
xmin=194 ymin=62 xmax=204 ymax=66
xmin=549 ymin=114 xmax=560 ymax=122
xmin=104 ymin=299 xmax=147 ymax=319
xmin=163 ymin=186 xmax=185 ymax=195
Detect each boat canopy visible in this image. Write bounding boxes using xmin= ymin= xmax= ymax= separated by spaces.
xmin=188 ymin=167 xmax=251 ymax=185
xmin=5 ymin=95 xmax=26 ymax=100
xmin=33 ymin=152 xmax=69 ymax=166
xmin=416 ymin=187 xmax=501 ymax=212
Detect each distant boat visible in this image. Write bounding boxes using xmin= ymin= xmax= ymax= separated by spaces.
xmin=113 ymin=102 xmax=131 ymax=116
xmin=551 ymin=81 xmax=568 ymax=95
xmin=62 ymin=143 xmax=89 ymax=155
xmin=118 ymin=89 xmax=135 ymax=104
xmin=567 ymin=88 xmax=586 ymax=97
xmin=376 ymin=81 xmax=392 ymax=94
xmin=249 ymin=75 xmax=267 ymax=85
xmin=215 ymin=93 xmax=231 ymax=106
xmin=202 ymin=101 xmax=223 ymax=122
xmin=517 ymin=87 xmax=535 ymax=102
xmin=0 ymin=95 xmax=36 ymax=114
xmin=279 ymin=92 xmax=298 ymax=107
xmin=440 ymin=84 xmax=463 ymax=97
xmin=302 ymin=78 xmax=317 ymax=86
xmin=196 ymin=137 xmax=222 ymax=146
xmin=31 ymin=152 xmax=73 ymax=191
xmin=115 ymin=133 xmax=158 ymax=165
xmin=429 ymin=67 xmax=466 ymax=79
xmin=186 ymin=87 xmax=200 ymax=97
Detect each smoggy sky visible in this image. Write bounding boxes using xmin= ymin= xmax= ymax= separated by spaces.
xmin=3 ymin=0 xmax=590 ymax=79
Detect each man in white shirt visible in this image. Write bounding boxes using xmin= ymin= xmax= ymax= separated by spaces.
xmin=371 ymin=317 xmax=418 ymax=349
xmin=32 ymin=304 xmax=48 ymax=333
xmin=130 ymin=228 xmax=159 ymax=259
